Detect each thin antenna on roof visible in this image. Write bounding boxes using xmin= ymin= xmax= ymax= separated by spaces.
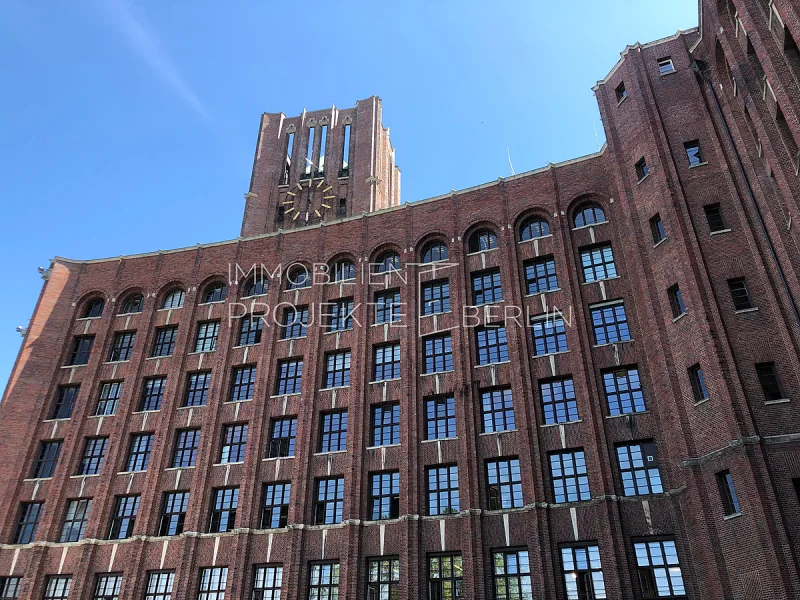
xmin=592 ymin=121 xmax=601 ymax=151
xmin=507 ymin=147 xmax=515 ymax=176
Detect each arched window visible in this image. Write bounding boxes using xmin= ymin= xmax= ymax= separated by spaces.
xmin=243 ymin=276 xmax=269 ymax=297
xmin=468 ymin=229 xmax=498 ymax=253
xmin=83 ymin=298 xmax=105 ymax=318
xmin=287 ymin=266 xmax=311 ymax=290
xmin=332 ymin=260 xmax=355 ymax=282
xmin=519 ymin=217 xmax=551 ymax=242
xmin=202 ymin=282 xmax=227 ymax=303
xmin=421 ymin=241 xmax=449 ymax=263
xmin=374 ymin=251 xmax=400 ymax=273
xmin=574 ymin=203 xmax=606 ymax=228
xmin=120 ymin=293 xmax=144 ymax=315
xmin=162 ymin=289 xmax=185 ymax=309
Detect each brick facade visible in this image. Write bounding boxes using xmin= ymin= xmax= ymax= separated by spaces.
xmin=1 ymin=1 xmax=800 ymax=599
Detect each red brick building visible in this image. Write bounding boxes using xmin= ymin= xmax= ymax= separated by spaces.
xmin=2 ymin=1 xmax=800 ymax=598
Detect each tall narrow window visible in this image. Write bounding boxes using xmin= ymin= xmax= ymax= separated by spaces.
xmin=195 ymin=321 xmax=220 ymax=353
xmin=650 ymin=214 xmax=666 ymax=244
xmin=540 ymin=377 xmax=579 ymax=424
xmin=67 ymin=335 xmax=94 ymax=366
xmin=126 ymin=433 xmax=154 ymax=472
xmin=727 ymin=278 xmax=754 ymax=310
xmin=109 ymin=495 xmax=139 ymax=540
xmin=109 ymin=331 xmax=136 ymax=362
xmin=367 ymin=558 xmax=400 ymax=599
xmin=486 ymin=458 xmax=523 ymax=509
xmin=425 ymin=396 xmax=456 ymax=440
xmin=716 ymin=470 xmax=741 ymax=515
xmin=492 ymin=550 xmax=532 ymax=600
xmin=688 ymin=364 xmax=709 ymax=402
xmin=667 ymin=284 xmax=686 ymax=318
xmin=14 ymin=502 xmax=43 ymax=544
xmin=304 ymin=127 xmax=315 ymax=177
xmin=371 ymin=403 xmax=400 ymax=446
xmin=281 ymin=132 xmax=294 ymax=185
xmin=144 ymin=571 xmax=175 ymax=600
xmin=314 ymin=477 xmax=344 ymax=524
xmin=95 ymin=381 xmax=122 ymax=416
xmin=141 ymin=377 xmax=166 ymax=411
xmin=33 ymin=440 xmax=62 ymax=478
xmin=319 ymin=410 xmax=348 ymax=453
xmin=684 ymin=140 xmax=704 ymax=166
xmin=275 ymin=359 xmax=303 ymax=395
xmin=324 ymin=350 xmax=351 ymax=388
xmin=198 ymin=567 xmax=227 ymax=600
xmin=309 ymin=564 xmax=340 ymax=599
xmin=369 ymin=471 xmax=400 ymax=520
xmin=94 ymin=574 xmax=122 ymax=600
xmin=423 ymin=334 xmax=453 ymax=373
xmin=230 ymin=366 xmax=256 ymax=402
xmin=268 ymin=417 xmax=297 ymax=458
xmin=603 ymin=367 xmax=646 ymax=415
xmin=635 ymin=158 xmax=649 ymax=181
xmin=173 ymin=429 xmax=201 ymax=468
xmin=617 ymin=442 xmax=663 ymax=496
xmin=60 ymin=498 xmax=92 ymax=542
xmin=561 ymin=545 xmax=606 ymax=600
xmin=704 ymin=203 xmax=727 ymax=232
xmin=341 ymin=123 xmax=351 ymax=176
xmin=318 ymin=125 xmax=328 ymax=175
xmin=634 ymin=539 xmax=686 ymax=598
xmin=253 ymin=566 xmax=283 ymax=599
xmin=261 ymin=483 xmax=291 ymax=528
xmin=428 ymin=555 xmax=463 ymax=600
xmin=159 ymin=491 xmax=189 ymax=536
xmin=426 ymin=465 xmax=460 ymax=515
xmin=53 ymin=385 xmax=79 ymax=419
xmin=220 ymin=424 xmax=248 ymax=463
xmin=209 ymin=488 xmax=239 ymax=533
xmin=481 ymin=388 xmax=515 ymax=433
xmin=78 ymin=437 xmax=108 ymax=475
xmin=755 ymin=362 xmax=785 ymax=401
xmin=184 ymin=372 xmax=211 ymax=407
xmin=589 ymin=301 xmax=631 ymax=345
xmin=550 ymin=450 xmax=590 ymax=503
xmin=615 ymin=81 xmax=628 ymax=102
xmin=238 ymin=314 xmax=264 ymax=346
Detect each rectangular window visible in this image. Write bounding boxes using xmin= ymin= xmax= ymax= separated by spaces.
xmin=540 ymin=377 xmax=579 ymax=424
xmin=603 ymin=367 xmax=646 ymax=415
xmin=0 ymin=577 xmax=21 ymax=599
xmin=530 ymin=315 xmax=568 ymax=355
xmin=369 ymin=471 xmax=400 ymax=520
xmin=309 ymin=564 xmax=339 ymax=599
xmin=688 ymin=364 xmax=709 ymax=402
xmin=337 ymin=197 xmax=347 ymax=216
xmin=239 ymin=314 xmax=264 ymax=346
xmin=220 ymin=424 xmax=248 ymax=463
xmin=253 ymin=566 xmax=283 ymax=599
xmin=755 ymin=362 xmax=785 ymax=401
xmin=428 ymin=554 xmax=462 ymax=600
xmin=472 ymin=269 xmax=503 ymax=305
xmin=67 ymin=335 xmax=94 ymax=365
xmin=141 ymin=377 xmax=166 ymax=411
xmin=561 ymin=545 xmax=606 ymax=600
xmin=109 ymin=331 xmax=135 ymax=362
xmin=580 ymin=244 xmax=617 ymax=282
xmin=371 ymin=403 xmax=400 ymax=446
xmin=314 ymin=477 xmax=344 ymax=524
xmin=209 ymin=488 xmax=238 ymax=533
xmin=590 ymin=301 xmax=631 ymax=345
xmin=127 ymin=433 xmax=154 ymax=472
xmin=650 ymin=214 xmax=666 ymax=243
xmin=78 ymin=437 xmax=108 ymax=475
xmin=109 ymin=494 xmax=139 ymax=540
xmin=367 ymin=557 xmax=400 ymax=599
xmin=425 ymin=396 xmax=456 ymax=440
xmin=550 ymin=450 xmax=590 ymax=503
xmin=281 ymin=132 xmax=294 ymax=185
xmin=524 ymin=256 xmax=559 ymax=295
xmin=481 ymin=388 xmax=515 ymax=433
xmin=52 ymin=385 xmax=79 ymax=419
xmin=727 ymin=277 xmax=753 ymax=310
xmin=199 ymin=567 xmax=227 ymax=600
xmin=94 ymin=574 xmax=122 ymax=600
xmin=275 ymin=359 xmax=303 ymax=395
xmin=657 ymin=57 xmax=675 ymax=74
xmin=423 ymin=334 xmax=453 ymax=373
xmin=151 ymin=326 xmax=178 ymax=357
xmin=195 ymin=321 xmax=220 ymax=353
xmin=304 ymin=127 xmax=315 ymax=177
xmin=617 ymin=442 xmax=663 ymax=496
xmin=375 ymin=290 xmax=401 ymax=324
xmin=476 ymin=326 xmax=508 ymax=365
xmin=268 ymin=417 xmax=297 ymax=458
xmin=14 ymin=502 xmax=43 ymax=544
xmin=327 ymin=298 xmax=355 ymax=332
xmin=261 ymin=483 xmax=291 ymax=529
xmin=341 ymin=124 xmax=351 ymax=174
xmin=173 ymin=429 xmax=201 ymax=468
xmin=422 ymin=280 xmax=451 ymax=315
xmin=159 ymin=491 xmax=189 ymax=536
xmin=324 ymin=350 xmax=351 ymax=388
xmin=667 ymin=284 xmax=686 ymax=318
xmin=318 ymin=124 xmax=328 ymax=174
xmin=373 ymin=343 xmax=401 ymax=381
xmin=33 ymin=440 xmax=62 ymax=478
xmin=716 ymin=470 xmax=741 ymax=515
xmin=634 ymin=539 xmax=686 ymax=598
xmin=426 ymin=465 xmax=459 ymax=515
xmin=704 ymin=203 xmax=727 ymax=232
xmin=230 ymin=365 xmax=256 ymax=402
xmin=280 ymin=307 xmax=308 ymax=340
xmin=145 ymin=571 xmax=175 ymax=600
xmin=635 ymin=157 xmax=649 ymax=181
xmin=615 ymin=81 xmax=627 ymax=102
xmin=185 ymin=371 xmax=211 ymax=407
xmin=486 ymin=457 xmax=523 ymax=509
xmin=319 ymin=410 xmax=348 ymax=453
xmin=95 ymin=381 xmax=122 ymax=416
xmin=684 ymin=140 xmax=704 ymax=166
xmin=43 ymin=577 xmax=72 ymax=600
xmin=60 ymin=498 xmax=92 ymax=542
xmin=492 ymin=549 xmax=532 ymax=600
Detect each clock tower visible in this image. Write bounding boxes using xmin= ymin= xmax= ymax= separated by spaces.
xmin=241 ymin=95 xmax=401 ymax=237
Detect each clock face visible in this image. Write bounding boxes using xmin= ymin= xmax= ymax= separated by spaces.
xmin=283 ymin=178 xmax=337 ymax=224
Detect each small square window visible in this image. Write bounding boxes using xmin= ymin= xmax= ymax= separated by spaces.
xmin=635 ymin=158 xmax=649 ymax=181
xmin=615 ymin=81 xmax=628 ymax=103
xmin=727 ymin=278 xmax=754 ymax=310
xmin=658 ymin=57 xmax=675 ymax=75
xmin=684 ymin=140 xmax=704 ymax=166
xmin=650 ymin=214 xmax=666 ymax=244
xmin=755 ymin=362 xmax=785 ymax=401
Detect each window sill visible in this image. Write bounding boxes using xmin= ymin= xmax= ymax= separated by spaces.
xmin=593 ymin=340 xmax=633 ymax=348
xmin=240 ymin=294 xmax=268 ymax=300
xmin=23 ymin=477 xmax=53 ymax=482
xmin=616 ymin=94 xmax=629 ymax=107
xmin=672 ymin=312 xmax=688 ymax=323
xmin=692 ymin=397 xmax=711 ymax=406
xmin=87 ymin=413 xmax=115 ymax=419
xmin=474 ymin=361 xmax=511 ymax=368
xmin=581 ymin=276 xmax=621 ymax=286
xmin=659 ymin=69 xmax=678 ymax=77
xmin=572 ymin=222 xmax=608 ymax=232
xmin=688 ymin=162 xmax=709 ymax=169
xmin=532 ymin=350 xmax=570 ymax=359
xmin=419 ymin=311 xmax=451 ymax=318
xmin=61 ymin=364 xmax=87 ymax=369
xmin=263 ymin=456 xmax=294 ymax=462
xmin=420 ymin=437 xmax=458 ymax=444
xmin=653 ymin=238 xmax=668 ymax=248
xmin=540 ymin=420 xmax=582 ymax=428
xmin=164 ymin=466 xmax=195 ymax=471
xmin=198 ymin=301 xmax=226 ymax=306
xmin=370 ymin=378 xmax=401 ymax=385
xmin=709 ymin=228 xmax=732 ymax=236
xmin=117 ymin=312 xmax=143 ymax=317
xmin=131 ymin=409 xmax=161 ymax=415
xmin=319 ymin=385 xmax=351 ymax=392
xmin=366 ymin=444 xmax=401 ymax=450
xmin=314 ymin=450 xmax=347 ymax=456
xmin=269 ymin=392 xmax=302 ymax=399
xmin=479 ymin=429 xmax=517 ymax=436
xmin=70 ymin=474 xmax=100 ymax=479
xmin=213 ymin=462 xmax=244 ymax=467
xmin=176 ymin=404 xmax=206 ymax=410
xmin=117 ymin=470 xmax=146 ymax=475
xmin=371 ymin=321 xmax=403 ymax=327
xmin=734 ymin=307 xmax=759 ymax=314
xmin=283 ymin=288 xmax=312 ymax=293
xmin=723 ymin=512 xmax=743 ymax=521
xmin=636 ymin=173 xmax=651 ymax=185
xmin=606 ymin=411 xmax=649 ymax=419
xmin=323 ymin=329 xmax=353 ymax=335
xmin=104 ymin=360 xmax=131 ymax=365
xmin=765 ymin=398 xmax=791 ymax=405
xmin=75 ymin=316 xmax=102 ymax=322
xmin=156 ymin=307 xmax=183 ymax=312
xmin=279 ymin=335 xmax=307 ymax=342
xmin=146 ymin=355 xmax=172 ymax=360
xmin=518 ymin=234 xmax=553 ymax=245
xmin=188 ymin=350 xmax=216 ymax=356
xmin=225 ymin=398 xmax=253 ymax=404
xmin=524 ymin=288 xmax=561 ymax=297
xmin=232 ymin=343 xmax=261 ymax=349
xmin=420 ymin=369 xmax=455 ymax=377
xmin=42 ymin=417 xmax=71 ymax=423
xmin=466 ymin=248 xmax=498 ymax=257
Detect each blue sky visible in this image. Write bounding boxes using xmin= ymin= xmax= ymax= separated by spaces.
xmin=0 ymin=0 xmax=697 ymax=392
